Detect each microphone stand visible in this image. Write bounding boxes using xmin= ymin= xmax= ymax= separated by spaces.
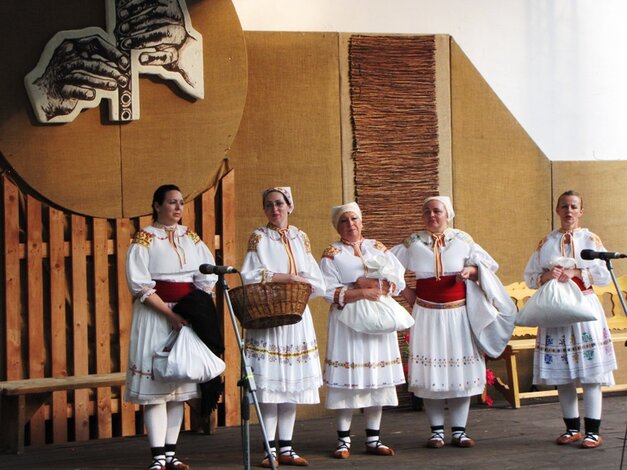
xmin=216 ymin=273 xmax=277 ymax=470
xmin=603 ymin=258 xmax=627 ymax=315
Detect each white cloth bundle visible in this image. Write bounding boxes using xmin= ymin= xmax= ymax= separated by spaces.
xmin=516 ymin=256 xmax=596 ymax=328
xmin=152 ymin=326 xmax=226 ymax=383
xmin=338 ymin=255 xmax=414 ymax=334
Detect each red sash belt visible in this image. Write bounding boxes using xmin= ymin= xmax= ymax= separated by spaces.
xmin=415 ymin=275 xmax=466 ymax=303
xmin=154 ymin=280 xmax=194 ymax=302
xmin=571 ymin=276 xmax=593 ymax=295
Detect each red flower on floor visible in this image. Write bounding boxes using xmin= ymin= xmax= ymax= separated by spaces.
xmin=482 ymin=367 xmax=496 ymax=407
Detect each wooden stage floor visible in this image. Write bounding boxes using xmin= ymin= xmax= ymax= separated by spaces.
xmin=1 ymin=395 xmax=625 ymax=469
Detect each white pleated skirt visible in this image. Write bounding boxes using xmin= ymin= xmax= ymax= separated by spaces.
xmin=533 ymin=293 xmax=617 ymax=386
xmin=244 ymin=307 xmax=322 ymax=404
xmin=324 ymin=306 xmax=404 ymax=409
xmin=408 ymin=303 xmax=485 ymax=399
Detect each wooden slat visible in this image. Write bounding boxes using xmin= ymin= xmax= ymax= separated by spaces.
xmin=49 ymin=207 xmax=68 ymax=443
xmin=201 ymin=187 xmax=218 ymax=431
xmin=139 ymin=215 xmax=152 ymax=230
xmin=93 ymin=218 xmax=112 ymax=438
xmin=183 ymin=197 xmax=195 ymax=230
xmin=71 ymin=215 xmax=90 ymax=441
xmin=220 ymin=170 xmax=240 ymax=426
xmin=115 ymin=219 xmax=135 ymax=436
xmin=202 ymin=188 xmax=217 ymax=252
xmin=3 ymin=176 xmax=22 ymax=380
xmin=26 ymin=195 xmax=46 ymax=446
xmin=0 ymin=373 xmax=126 ymax=395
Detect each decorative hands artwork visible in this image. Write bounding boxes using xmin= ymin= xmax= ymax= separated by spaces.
xmin=25 ymin=0 xmax=204 ymax=123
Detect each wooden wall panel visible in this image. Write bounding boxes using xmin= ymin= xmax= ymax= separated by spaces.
xmin=26 ymin=196 xmax=45 ymax=445
xmin=115 ymin=219 xmax=135 ymax=436
xmin=49 ymin=207 xmax=68 ymax=443
xmin=227 ymin=32 xmax=343 ymax=419
xmin=71 ymin=215 xmax=90 ymax=441
xmin=552 ymin=161 xmax=627 ymax=277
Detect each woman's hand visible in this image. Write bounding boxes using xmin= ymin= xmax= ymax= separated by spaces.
xmin=456 ymin=266 xmax=478 ymax=283
xmin=540 ymin=265 xmax=577 ymax=284
xmin=400 ymin=287 xmax=416 ymax=306
xmin=360 ymin=288 xmax=382 ymax=301
xmin=355 ymin=277 xmax=391 ymax=291
xmin=167 ymin=311 xmax=188 ymax=331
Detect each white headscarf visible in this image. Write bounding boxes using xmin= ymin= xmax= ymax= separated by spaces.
xmin=423 ymin=196 xmax=455 ymax=221
xmin=262 ymin=186 xmax=294 ymax=214
xmin=331 ymin=202 xmax=362 ymax=229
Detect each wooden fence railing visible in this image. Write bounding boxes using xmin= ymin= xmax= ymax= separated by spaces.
xmin=0 ymin=169 xmax=237 ymax=447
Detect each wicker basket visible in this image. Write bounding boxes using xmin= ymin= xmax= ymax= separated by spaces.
xmin=230 ymin=282 xmax=312 ymax=329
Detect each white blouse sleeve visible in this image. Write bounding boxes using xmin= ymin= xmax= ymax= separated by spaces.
xmin=467 ymin=241 xmax=499 ymax=273
xmin=298 ymin=248 xmax=326 ymax=299
xmin=390 ymin=242 xmax=410 ymax=271
xmin=524 ymin=245 xmax=543 ymax=289
xmin=319 ymin=255 xmax=344 ymax=304
xmin=384 ymin=249 xmax=406 ymax=294
xmin=192 ymin=241 xmax=218 ymax=293
xmin=126 ymin=243 xmax=156 ymax=302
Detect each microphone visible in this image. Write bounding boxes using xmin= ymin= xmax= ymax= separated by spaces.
xmin=580 ymin=249 xmax=626 ymax=260
xmin=199 ymin=264 xmax=239 ymax=274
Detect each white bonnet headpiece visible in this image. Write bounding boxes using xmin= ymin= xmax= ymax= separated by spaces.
xmin=262 ymin=186 xmax=294 ymax=214
xmin=331 ymin=202 xmax=362 ymax=229
xmin=423 ymin=196 xmax=455 ymax=221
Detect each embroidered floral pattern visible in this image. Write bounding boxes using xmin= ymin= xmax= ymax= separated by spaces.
xmin=247 ymin=232 xmax=262 ymax=252
xmin=410 ymin=354 xmax=482 ymax=368
xmin=301 ymin=231 xmax=312 ymax=254
xmin=132 ymin=229 xmax=153 ymax=248
xmin=245 ymin=338 xmax=318 ymax=365
xmin=325 ymin=357 xmax=402 ymax=370
xmin=322 ymin=245 xmax=341 ymax=259
xmin=187 ymin=230 xmax=201 ymax=244
xmin=536 ymin=330 xmax=613 ymax=363
xmin=403 ymin=233 xmax=419 ymax=248
xmin=373 ymin=240 xmax=387 ymax=252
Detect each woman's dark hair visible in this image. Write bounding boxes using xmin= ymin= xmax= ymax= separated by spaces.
xmin=152 ymin=184 xmax=181 ymax=220
xmin=556 ymin=189 xmax=583 ymax=210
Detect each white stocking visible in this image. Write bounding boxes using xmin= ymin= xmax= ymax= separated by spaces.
xmin=582 ymin=383 xmax=602 ymax=419
xmin=144 ymin=403 xmax=167 ymax=448
xmin=165 ymin=401 xmax=185 ymax=445
xmin=336 ymin=408 xmax=353 ymax=432
xmin=260 ymin=403 xmax=278 ymax=441
xmin=557 ymin=383 xmax=579 ymax=419
xmin=364 ymin=406 xmax=383 ymax=431
xmin=422 ymin=398 xmax=446 ymax=428
xmin=448 ymin=397 xmax=471 ymax=428
xmin=277 ymin=403 xmax=297 ymax=441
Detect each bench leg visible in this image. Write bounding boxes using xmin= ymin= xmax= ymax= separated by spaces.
xmin=0 ymin=394 xmax=25 ymax=454
xmin=491 ymin=347 xmax=522 ymax=409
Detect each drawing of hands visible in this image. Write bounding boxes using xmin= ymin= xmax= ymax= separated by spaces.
xmin=115 ymin=0 xmax=204 ymax=98
xmin=28 ymin=34 xmax=128 ymax=121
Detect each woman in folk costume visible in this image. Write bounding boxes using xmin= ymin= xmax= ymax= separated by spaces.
xmin=320 ymin=202 xmax=407 ymax=459
xmin=391 ymin=196 xmax=506 ymax=449
xmin=125 ymin=184 xmax=218 ymax=470
xmin=241 ymin=186 xmax=325 ymax=468
xmin=524 ymin=190 xmax=617 ymax=449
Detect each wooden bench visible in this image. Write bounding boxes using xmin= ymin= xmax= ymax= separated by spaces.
xmin=0 ymin=372 xmax=126 ymax=454
xmin=490 ymin=276 xmax=627 ymax=408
